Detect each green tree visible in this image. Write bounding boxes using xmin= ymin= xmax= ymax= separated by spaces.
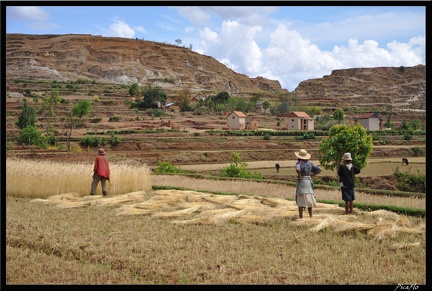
xmin=317 ymin=123 xmax=373 ymax=170
xmin=128 ymin=83 xmax=141 ymax=97
xmin=333 ymin=108 xmax=345 ymax=124
xmin=397 ymin=120 xmax=409 ymax=130
xmin=271 ymin=101 xmax=290 ymax=115
xmin=17 ymin=126 xmax=47 ymax=148
xmin=176 ymin=87 xmax=192 ymax=112
xmin=408 ymin=118 xmax=421 ymax=130
xmin=384 ymin=112 xmax=393 ymax=128
xmin=215 ymin=91 xmax=230 ymax=104
xmin=16 ymin=99 xmax=37 ymax=129
xmin=65 ymin=99 xmax=92 ymax=151
xmin=219 ymin=152 xmax=263 ymax=179
xmin=140 ymin=85 xmax=168 ymax=109
xmin=39 ymin=89 xmax=62 ymax=133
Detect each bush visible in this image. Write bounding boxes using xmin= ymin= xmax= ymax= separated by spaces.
xmin=17 ymin=126 xmax=47 ymax=148
xmin=218 ymin=152 xmax=263 ymax=179
xmin=108 ymin=132 xmax=121 ymax=147
xmin=79 ymin=136 xmax=107 ymax=147
xmin=394 ymin=166 xmax=425 ymax=193
xmin=89 ymin=117 xmax=102 ymax=123
xmin=153 ymin=161 xmax=188 ymax=174
xmin=108 ymin=116 xmax=121 ymax=122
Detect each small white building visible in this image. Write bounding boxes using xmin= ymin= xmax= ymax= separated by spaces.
xmin=226 ymin=111 xmax=247 ymax=130
xmin=286 ymin=111 xmax=314 ymax=130
xmin=255 ymin=101 xmax=270 ymax=114
xmin=358 ymin=113 xmax=382 ymax=131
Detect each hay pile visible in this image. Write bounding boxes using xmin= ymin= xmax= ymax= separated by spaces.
xmin=30 ymin=189 xmax=425 ymax=246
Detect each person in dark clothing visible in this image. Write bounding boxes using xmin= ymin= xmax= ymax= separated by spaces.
xmin=337 ymin=153 xmax=360 ymax=214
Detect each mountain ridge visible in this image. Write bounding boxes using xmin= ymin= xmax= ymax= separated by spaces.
xmin=5 ymin=33 xmax=426 ymax=110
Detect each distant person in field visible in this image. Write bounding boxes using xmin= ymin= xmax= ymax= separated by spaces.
xmin=294 ymin=149 xmax=322 ymax=218
xmin=337 ymin=153 xmax=361 ymax=214
xmin=90 ymin=148 xmax=110 ymax=197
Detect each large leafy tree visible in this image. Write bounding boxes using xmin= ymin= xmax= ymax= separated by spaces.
xmin=176 ymin=87 xmax=192 ymax=112
xmin=16 ymin=99 xmax=37 ymax=129
xmin=317 ymin=123 xmax=373 ymax=170
xmin=333 ymin=108 xmax=345 ymax=123
xmin=39 ymin=89 xmax=62 ymax=133
xmin=140 ymin=85 xmax=168 ymax=109
xmin=128 ymin=83 xmax=141 ymax=97
xmin=17 ymin=126 xmax=47 ymax=148
xmin=65 ymin=99 xmax=92 ymax=151
xmin=214 ymin=91 xmax=230 ymax=104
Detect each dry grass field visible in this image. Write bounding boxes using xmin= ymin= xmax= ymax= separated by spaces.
xmin=5 ymin=158 xmax=426 ymax=285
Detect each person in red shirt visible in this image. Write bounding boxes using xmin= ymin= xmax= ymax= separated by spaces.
xmin=90 ymin=148 xmax=110 ymax=196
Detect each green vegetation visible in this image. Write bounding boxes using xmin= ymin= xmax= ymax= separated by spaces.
xmin=318 ymin=123 xmax=373 ymax=170
xmin=219 ymin=152 xmax=263 ymax=179
xmin=153 ymin=161 xmax=189 ymax=174
xmin=129 ymin=85 xmax=168 ymax=109
xmin=393 ymin=166 xmax=425 ymax=193
xmin=16 ymin=99 xmax=37 ymax=129
xmin=17 ymin=126 xmax=47 ymax=148
xmin=79 ymin=136 xmax=107 ymax=147
xmin=65 ymin=99 xmax=92 ymax=151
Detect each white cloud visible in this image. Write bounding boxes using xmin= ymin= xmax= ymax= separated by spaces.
xmin=8 ymin=6 xmax=49 ymax=21
xmin=107 ymin=20 xmax=135 ymax=38
xmin=134 ymin=26 xmax=146 ymax=34
xmin=175 ymin=7 xmax=212 ymax=26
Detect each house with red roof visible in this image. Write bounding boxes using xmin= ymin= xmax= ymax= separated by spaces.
xmin=358 ymin=113 xmax=382 ymax=131
xmin=286 ymin=111 xmax=314 ymax=130
xmin=226 ymin=111 xmax=247 ymax=130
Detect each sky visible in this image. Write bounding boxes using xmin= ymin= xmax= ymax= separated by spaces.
xmin=4 ymin=4 xmax=426 ymax=91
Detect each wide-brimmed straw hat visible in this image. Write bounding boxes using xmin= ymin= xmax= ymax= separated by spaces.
xmin=295 ymin=149 xmax=311 ymax=160
xmin=98 ymin=148 xmax=105 ymax=155
xmin=342 ymin=152 xmax=352 ymax=161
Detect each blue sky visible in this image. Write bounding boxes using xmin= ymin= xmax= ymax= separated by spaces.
xmin=5 ymin=4 xmax=426 ymax=91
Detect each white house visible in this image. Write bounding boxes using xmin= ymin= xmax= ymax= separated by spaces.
xmin=358 ymin=113 xmax=382 ymax=131
xmin=255 ymin=101 xmax=270 ymax=114
xmin=226 ymin=111 xmax=247 ymax=130
xmin=286 ymin=111 xmax=314 ymax=130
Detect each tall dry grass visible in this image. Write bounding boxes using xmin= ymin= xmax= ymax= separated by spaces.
xmin=6 ymin=158 xmax=152 ymax=198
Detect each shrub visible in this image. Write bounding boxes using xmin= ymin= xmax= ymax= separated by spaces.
xmin=218 ymin=152 xmax=263 ymax=179
xmin=17 ymin=126 xmax=47 ymax=148
xmin=153 ymin=161 xmax=188 ymax=174
xmin=89 ymin=117 xmax=102 ymax=123
xmin=412 ymin=146 xmax=423 ymax=156
xmin=394 ymin=166 xmax=425 ymax=193
xmin=108 ymin=116 xmax=121 ymax=122
xmin=79 ymin=136 xmax=107 ymax=147
xmin=108 ymin=132 xmax=121 ymax=146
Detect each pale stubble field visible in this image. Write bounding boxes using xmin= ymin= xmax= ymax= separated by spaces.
xmin=5 ymin=158 xmax=426 ymax=285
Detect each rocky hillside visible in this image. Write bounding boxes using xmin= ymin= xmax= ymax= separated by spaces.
xmin=293 ymin=65 xmax=426 ymax=110
xmin=6 ymin=33 xmax=426 ymax=110
xmin=5 ymin=33 xmax=284 ymax=97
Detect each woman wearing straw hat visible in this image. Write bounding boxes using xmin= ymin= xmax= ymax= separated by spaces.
xmin=337 ymin=153 xmax=360 ymax=214
xmin=294 ymin=149 xmax=322 ymax=218
xmin=90 ymin=148 xmax=110 ymax=197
